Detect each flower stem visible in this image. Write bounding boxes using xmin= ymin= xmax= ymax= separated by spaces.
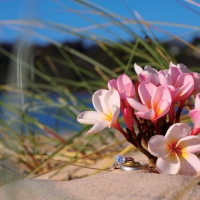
xmin=126 ymin=128 xmax=140 ymax=148
xmin=153 ymin=120 xmax=159 ymax=135
xmin=138 ymin=146 xmax=157 ymax=166
xmin=112 ymin=121 xmax=137 ymax=148
xmin=133 ymin=113 xmax=142 ymax=132
xmin=169 ymin=103 xmax=175 ymax=124
xmin=175 ymin=100 xmax=185 ymax=123
xmin=113 ymin=121 xmax=157 ymax=166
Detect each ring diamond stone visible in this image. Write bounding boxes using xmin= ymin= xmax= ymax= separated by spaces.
xmin=115 ymin=155 xmax=126 ymax=164
xmin=113 ymin=155 xmax=126 ymax=169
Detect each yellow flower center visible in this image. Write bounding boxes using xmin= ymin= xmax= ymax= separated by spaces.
xmin=157 ymin=108 xmax=163 ymax=116
xmin=104 ymin=112 xmax=113 ymax=122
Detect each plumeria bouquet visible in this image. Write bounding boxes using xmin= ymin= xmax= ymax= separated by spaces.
xmin=77 ymin=62 xmax=200 ymax=176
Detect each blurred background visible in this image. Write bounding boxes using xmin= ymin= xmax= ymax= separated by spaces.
xmin=0 ymin=0 xmax=200 ymax=184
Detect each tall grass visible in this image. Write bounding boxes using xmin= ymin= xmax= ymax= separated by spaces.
xmin=0 ymin=0 xmax=199 ymax=184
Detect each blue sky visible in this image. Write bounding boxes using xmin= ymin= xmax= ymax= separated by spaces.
xmin=0 ymin=0 xmax=200 ymax=45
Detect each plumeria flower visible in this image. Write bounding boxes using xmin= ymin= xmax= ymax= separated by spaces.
xmin=134 ymin=63 xmax=159 ymax=86
xmin=170 ymin=62 xmax=200 ymax=94
xmin=190 ymin=72 xmax=200 ymax=94
xmin=169 ymin=62 xmax=189 ymax=73
xmin=108 ymin=74 xmax=135 ymax=112
xmin=148 ymin=123 xmax=200 ymax=176
xmin=189 ymin=93 xmax=200 ymax=135
xmin=127 ymin=81 xmax=172 ymax=121
xmin=108 ymin=74 xmax=134 ymax=101
xmin=77 ymin=88 xmax=120 ymax=135
xmin=158 ymin=65 xmax=194 ymax=102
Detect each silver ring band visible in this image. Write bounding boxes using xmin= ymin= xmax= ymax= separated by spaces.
xmin=120 ymin=164 xmax=143 ymax=171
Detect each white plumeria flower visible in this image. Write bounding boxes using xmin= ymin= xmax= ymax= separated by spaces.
xmin=77 ymin=88 xmax=120 ymax=135
xmin=148 ymin=123 xmax=200 ymax=176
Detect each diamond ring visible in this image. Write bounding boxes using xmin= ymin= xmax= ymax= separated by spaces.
xmin=113 ymin=155 xmax=134 ymax=169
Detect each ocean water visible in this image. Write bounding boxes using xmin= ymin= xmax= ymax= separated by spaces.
xmin=0 ymin=91 xmax=92 ymax=135
xmin=0 ymin=91 xmax=192 ymax=136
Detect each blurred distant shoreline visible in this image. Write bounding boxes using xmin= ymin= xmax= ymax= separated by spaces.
xmin=1 ymin=37 xmax=200 ymax=89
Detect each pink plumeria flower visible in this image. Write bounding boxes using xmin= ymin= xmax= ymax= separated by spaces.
xmin=189 ymin=93 xmax=200 ymax=135
xmin=169 ymin=62 xmax=189 ymax=73
xmin=158 ymin=65 xmax=194 ymax=102
xmin=127 ymin=81 xmax=172 ymax=121
xmin=108 ymin=74 xmax=135 ymax=113
xmin=108 ymin=74 xmax=134 ymax=101
xmin=134 ymin=63 xmax=159 ymax=86
xmin=148 ymin=123 xmax=200 ymax=176
xmin=170 ymin=62 xmax=200 ymax=94
xmin=77 ymin=88 xmax=120 ymax=135
xmin=191 ymin=72 xmax=200 ymax=94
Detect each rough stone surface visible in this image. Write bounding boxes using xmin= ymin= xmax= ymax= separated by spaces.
xmin=0 ymin=170 xmax=199 ymax=200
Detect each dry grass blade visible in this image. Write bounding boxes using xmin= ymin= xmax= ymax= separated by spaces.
xmin=30 ymin=139 xmax=126 ymax=179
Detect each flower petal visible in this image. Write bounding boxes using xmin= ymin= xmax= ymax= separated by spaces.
xmin=86 ymin=120 xmax=110 ymax=135
xmin=92 ymin=88 xmax=120 ymax=116
xmin=174 ymin=74 xmax=194 ymax=101
xmin=77 ymin=111 xmax=104 ymax=125
xmin=138 ymin=81 xmax=156 ymax=108
xmin=195 ymin=93 xmax=200 ymax=109
xmin=176 ymin=135 xmax=200 ymax=154
xmin=148 ymin=135 xmax=171 ymax=158
xmin=110 ymin=104 xmax=120 ymax=126
xmin=169 ymin=66 xmax=181 ymax=85
xmin=192 ymin=73 xmax=200 ymax=94
xmin=167 ymin=86 xmax=180 ymax=101
xmin=92 ymin=89 xmax=109 ymax=113
xmin=144 ymin=65 xmax=158 ymax=74
xmin=169 ymin=62 xmax=175 ymax=68
xmin=147 ymin=73 xmax=159 ymax=86
xmin=134 ymin=109 xmax=155 ymax=120
xmin=156 ymin=153 xmax=180 ymax=175
xmin=105 ymin=88 xmax=120 ymax=114
xmin=138 ymin=72 xmax=159 ymax=85
xmin=151 ymin=86 xmax=171 ymax=111
xmin=158 ymin=70 xmax=172 ymax=85
xmin=189 ymin=109 xmax=200 ymax=129
xmin=108 ymin=79 xmax=117 ymax=90
xmin=177 ymin=63 xmax=189 ymax=73
xmin=138 ymin=71 xmax=149 ymax=83
xmin=165 ymin=123 xmax=191 ymax=146
xmin=177 ymin=152 xmax=200 ymax=176
xmin=170 ymin=62 xmax=189 ymax=73
xmin=154 ymin=100 xmax=170 ymax=120
xmin=127 ymin=98 xmax=148 ymax=112
xmin=134 ymin=63 xmax=143 ymax=75
xmin=124 ymin=83 xmax=135 ymax=98
xmin=117 ymin=74 xmax=134 ymax=99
